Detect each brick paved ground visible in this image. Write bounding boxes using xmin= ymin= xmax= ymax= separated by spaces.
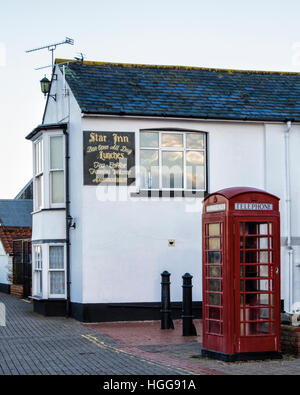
xmin=87 ymin=320 xmax=300 ymax=375
xmin=0 ymin=293 xmax=193 ymax=375
xmin=1 ymin=293 xmax=300 ymax=375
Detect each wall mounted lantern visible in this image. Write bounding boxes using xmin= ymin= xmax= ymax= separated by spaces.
xmin=40 ymin=76 xmax=56 ymax=101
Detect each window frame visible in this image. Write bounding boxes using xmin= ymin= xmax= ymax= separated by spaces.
xmin=33 ymin=139 xmax=44 ymax=211
xmin=33 ymin=245 xmax=43 ymax=297
xmin=49 ymin=134 xmax=65 ymax=208
xmin=139 ymin=130 xmax=207 ymax=192
xmin=48 ymin=244 xmax=66 ymax=299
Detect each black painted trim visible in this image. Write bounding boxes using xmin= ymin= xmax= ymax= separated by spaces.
xmin=0 ymin=283 xmax=10 ymax=294
xmin=32 ymin=208 xmax=66 ymax=214
xmin=71 ymin=301 xmax=202 ymax=323
xmin=33 ymin=299 xmax=67 ymax=317
xmin=26 ymin=122 xmax=68 ymax=141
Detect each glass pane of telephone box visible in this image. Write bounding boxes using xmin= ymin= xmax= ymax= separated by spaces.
xmin=208 ymin=223 xmax=220 ymax=236
xmin=208 ymin=251 xmax=221 ymax=264
xmin=209 ymin=238 xmax=221 ymax=250
xmin=209 ymin=293 xmax=221 ymax=306
xmin=207 ymin=265 xmax=221 ymax=277
xmin=208 ymin=279 xmax=221 ymax=292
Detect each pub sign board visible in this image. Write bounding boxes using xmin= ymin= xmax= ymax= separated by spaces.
xmin=83 ymin=131 xmax=135 ymax=186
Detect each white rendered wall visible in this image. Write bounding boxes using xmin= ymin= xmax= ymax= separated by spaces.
xmin=79 ymin=117 xmax=267 ymax=304
xmin=41 ymin=66 xmax=84 ymax=303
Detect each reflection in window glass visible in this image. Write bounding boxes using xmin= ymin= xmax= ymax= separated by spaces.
xmin=140 ymin=149 xmax=159 ymax=189
xmin=161 ymin=133 xmax=183 ymax=147
xmin=186 ymin=133 xmax=205 ymax=149
xmin=186 ymin=151 xmax=205 ymax=190
xmin=139 ymin=131 xmax=206 ymax=191
xmin=162 ymin=151 xmax=183 ymax=188
xmin=140 ymin=132 xmax=159 ymax=147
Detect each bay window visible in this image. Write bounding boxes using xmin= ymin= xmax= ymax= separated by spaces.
xmin=140 ymin=131 xmax=206 ymax=191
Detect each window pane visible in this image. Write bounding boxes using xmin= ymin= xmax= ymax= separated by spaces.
xmin=161 ymin=133 xmax=183 ymax=147
xmin=50 ymin=271 xmax=65 ymax=295
xmin=51 ymin=171 xmax=64 ymax=203
xmin=209 ymin=293 xmax=221 ymax=306
xmin=140 ymin=149 xmax=159 ymax=189
xmin=209 ymin=238 xmax=221 ymax=250
xmin=35 ymin=271 xmax=42 ymax=295
xmin=49 ymin=246 xmax=64 ymax=269
xmin=186 ymin=133 xmax=205 ymax=149
xmin=35 ymin=140 xmax=43 ymax=175
xmin=34 ymin=246 xmax=42 ymax=269
xmin=208 ymin=252 xmax=221 ymax=264
xmin=208 ymin=280 xmax=221 ymax=292
xmin=35 ymin=175 xmax=43 ymax=210
xmin=140 ymin=132 xmax=159 ymax=147
xmin=208 ymin=223 xmax=220 ymax=236
xmin=162 ymin=151 xmax=183 ymax=188
xmin=50 ymin=136 xmax=63 ymax=169
xmin=186 ymin=151 xmax=205 ymax=190
xmin=207 ymin=265 xmax=221 ymax=277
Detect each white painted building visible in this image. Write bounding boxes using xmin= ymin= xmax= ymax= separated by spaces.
xmin=26 ymin=59 xmax=300 ymax=321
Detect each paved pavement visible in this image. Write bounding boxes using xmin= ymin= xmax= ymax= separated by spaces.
xmin=86 ymin=320 xmax=300 ymax=375
xmin=1 ymin=293 xmax=300 ymax=375
xmin=0 ymin=293 xmax=191 ymax=375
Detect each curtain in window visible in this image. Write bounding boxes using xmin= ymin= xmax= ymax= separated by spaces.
xmin=49 ymin=246 xmax=64 ymax=269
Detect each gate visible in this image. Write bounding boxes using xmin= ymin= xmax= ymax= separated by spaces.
xmin=12 ymin=239 xmax=32 ymax=298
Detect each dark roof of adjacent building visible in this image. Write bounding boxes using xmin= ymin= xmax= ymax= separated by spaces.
xmin=0 ymin=227 xmax=32 ymax=255
xmin=15 ymin=179 xmax=33 ymax=200
xmin=56 ymin=59 xmax=300 ymax=122
xmin=0 ymin=200 xmax=32 ymax=227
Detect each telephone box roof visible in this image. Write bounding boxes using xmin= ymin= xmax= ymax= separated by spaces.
xmin=204 ymin=187 xmax=280 ymax=201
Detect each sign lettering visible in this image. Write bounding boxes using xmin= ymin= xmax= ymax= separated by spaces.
xmin=234 ymin=203 xmax=273 ymax=211
xmin=83 ymin=131 xmax=135 ymax=185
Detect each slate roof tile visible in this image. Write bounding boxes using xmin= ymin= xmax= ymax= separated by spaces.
xmin=57 ymin=60 xmax=300 ymax=121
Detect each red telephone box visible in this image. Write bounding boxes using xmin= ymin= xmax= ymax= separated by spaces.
xmin=202 ymin=187 xmax=282 ymax=361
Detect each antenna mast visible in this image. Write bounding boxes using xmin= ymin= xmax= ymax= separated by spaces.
xmin=26 ymin=37 xmax=74 ymax=69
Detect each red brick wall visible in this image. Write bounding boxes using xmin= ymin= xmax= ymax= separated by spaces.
xmin=281 ymin=325 xmax=300 ymax=356
xmin=10 ymin=284 xmax=24 ymax=298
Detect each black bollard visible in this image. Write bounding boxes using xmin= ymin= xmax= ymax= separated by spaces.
xmin=160 ymin=271 xmax=174 ymax=330
xmin=182 ymin=273 xmax=197 ymax=336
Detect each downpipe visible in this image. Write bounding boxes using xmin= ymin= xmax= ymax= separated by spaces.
xmin=284 ymin=121 xmax=294 ymax=313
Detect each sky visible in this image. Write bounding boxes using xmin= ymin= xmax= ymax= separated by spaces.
xmin=1 ymin=0 xmax=300 ymax=198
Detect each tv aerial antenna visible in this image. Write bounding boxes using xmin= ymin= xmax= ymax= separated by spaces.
xmin=26 ymin=37 xmax=74 ymax=70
